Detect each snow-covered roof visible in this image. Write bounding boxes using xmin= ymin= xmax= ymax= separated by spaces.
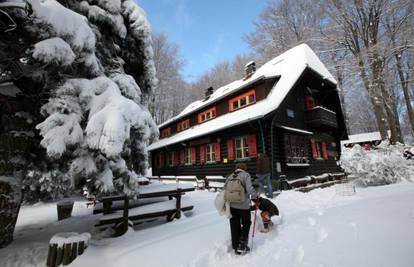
xmin=341 ymin=131 xmax=390 ymax=145
xmin=148 ymin=44 xmax=336 ymax=151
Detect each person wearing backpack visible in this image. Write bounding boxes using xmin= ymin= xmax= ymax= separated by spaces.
xmin=224 ymin=163 xmax=256 ymax=255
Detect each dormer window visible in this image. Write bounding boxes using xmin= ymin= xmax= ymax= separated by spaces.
xmin=198 ymin=107 xmax=216 ymax=123
xmin=160 ymin=127 xmax=171 ymax=138
xmin=229 ymin=89 xmax=256 ymax=111
xmin=177 ymin=119 xmax=190 ymax=132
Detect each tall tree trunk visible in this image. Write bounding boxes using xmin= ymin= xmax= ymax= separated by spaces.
xmin=335 ymin=62 xmax=349 ymax=133
xmin=370 ymin=48 xmax=400 ymax=144
xmin=395 ymin=54 xmax=414 ymax=136
xmin=356 ymin=54 xmax=388 ymax=138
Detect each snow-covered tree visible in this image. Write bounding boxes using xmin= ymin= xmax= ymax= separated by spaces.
xmin=143 ymin=32 xmax=191 ymax=124
xmin=2 ymin=0 xmax=158 ymax=201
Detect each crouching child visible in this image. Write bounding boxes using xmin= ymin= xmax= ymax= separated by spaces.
xmin=251 ymin=196 xmax=279 ymax=233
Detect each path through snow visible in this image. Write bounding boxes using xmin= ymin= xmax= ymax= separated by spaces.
xmin=1 ymin=183 xmax=414 ymax=267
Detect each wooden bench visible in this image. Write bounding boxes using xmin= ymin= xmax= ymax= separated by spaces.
xmin=96 ymin=196 xmax=194 ymax=227
xmin=95 ymin=185 xmax=195 ymax=235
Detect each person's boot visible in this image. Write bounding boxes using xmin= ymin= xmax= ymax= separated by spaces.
xmin=236 ymin=239 xmax=250 ymax=255
xmin=260 ymin=223 xmax=269 ymax=233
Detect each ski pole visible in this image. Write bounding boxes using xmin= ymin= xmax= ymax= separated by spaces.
xmin=251 ymin=196 xmax=259 ymax=251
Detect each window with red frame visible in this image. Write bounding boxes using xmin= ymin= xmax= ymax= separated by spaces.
xmin=310 ymin=139 xmax=328 ymax=160
xmin=177 ymin=119 xmax=190 ymax=132
xmin=205 ymin=144 xmax=215 ymax=163
xmin=229 ymin=89 xmax=256 ymax=111
xmin=284 ymin=134 xmax=308 ymax=164
xmin=160 ymin=128 xmax=171 ymax=138
xmin=305 ymin=95 xmax=319 ymax=111
xmin=198 ymin=107 xmax=216 ymax=123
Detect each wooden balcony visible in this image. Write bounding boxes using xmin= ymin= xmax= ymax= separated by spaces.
xmin=306 ymin=106 xmax=338 ymax=129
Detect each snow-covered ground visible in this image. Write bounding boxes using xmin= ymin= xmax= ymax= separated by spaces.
xmin=1 ymin=182 xmax=414 ymax=267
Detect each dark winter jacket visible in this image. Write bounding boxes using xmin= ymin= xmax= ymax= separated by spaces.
xmin=251 ymin=197 xmax=279 ymax=217
xmin=256 ymin=154 xmax=271 ymax=175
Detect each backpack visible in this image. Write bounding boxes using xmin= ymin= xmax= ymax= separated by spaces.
xmin=224 ymin=171 xmax=246 ymax=203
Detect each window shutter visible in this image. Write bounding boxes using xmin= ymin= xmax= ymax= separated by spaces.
xmin=310 ymin=138 xmax=318 ymax=159
xmin=322 ymin=142 xmax=328 ymax=160
xmin=214 ymin=143 xmax=221 ymax=162
xmin=160 ymin=152 xmax=165 ymax=167
xmin=172 ymin=151 xmax=178 ymax=166
xmin=190 ymin=147 xmax=196 ymax=164
xmin=305 ymin=96 xmax=312 ymax=110
xmin=247 ymin=134 xmax=257 ymax=158
xmin=227 ymin=139 xmax=234 ymax=160
xmin=200 ymin=145 xmax=205 ymax=164
xmin=180 ymin=149 xmax=185 ymax=164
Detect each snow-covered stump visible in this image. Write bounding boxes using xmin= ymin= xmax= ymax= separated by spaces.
xmin=0 ymin=176 xmax=22 ymax=248
xmin=57 ymin=200 xmax=74 ymax=221
xmin=47 ymin=232 xmax=91 ymax=267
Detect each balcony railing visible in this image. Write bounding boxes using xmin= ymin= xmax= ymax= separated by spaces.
xmin=306 ymin=106 xmax=338 ymax=129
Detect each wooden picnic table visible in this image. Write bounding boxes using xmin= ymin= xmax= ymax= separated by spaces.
xmin=95 ymin=183 xmax=195 ymax=235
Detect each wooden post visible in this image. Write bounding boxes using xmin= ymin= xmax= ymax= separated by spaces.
xmin=70 ymin=242 xmax=78 ymax=262
xmin=78 ymin=241 xmax=85 ymax=255
xmin=62 ymin=243 xmax=72 ymax=265
xmin=46 ymin=244 xmax=57 ymax=267
xmin=122 ymin=195 xmax=129 ymax=234
xmin=103 ymin=200 xmax=112 ymax=215
xmin=175 ymin=188 xmax=182 ymax=219
xmin=55 ymin=246 xmax=63 ymax=267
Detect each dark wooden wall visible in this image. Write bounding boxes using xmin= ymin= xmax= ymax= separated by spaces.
xmin=152 ymin=122 xmax=265 ymax=178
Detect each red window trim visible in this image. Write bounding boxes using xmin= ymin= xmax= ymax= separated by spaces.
xmin=310 ymin=138 xmax=318 ymax=159
xmin=214 ymin=143 xmax=221 ymax=162
xmin=228 ymin=89 xmax=256 ymax=112
xmin=177 ymin=119 xmax=190 ymax=132
xmin=197 ymin=107 xmax=217 ymax=123
xmin=227 ymin=138 xmax=234 ymax=161
xmin=190 ymin=147 xmax=196 ymax=164
xmin=321 ymin=142 xmax=328 ymax=160
xmin=199 ymin=145 xmax=205 ymax=164
xmin=180 ymin=149 xmax=185 ymax=164
xmin=247 ymin=134 xmax=257 ymax=158
xmin=160 ymin=127 xmax=171 ymax=138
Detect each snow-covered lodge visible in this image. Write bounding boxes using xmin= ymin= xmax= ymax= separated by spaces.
xmin=147 ymin=44 xmax=348 ymax=182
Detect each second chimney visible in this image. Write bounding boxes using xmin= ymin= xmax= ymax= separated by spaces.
xmin=244 ymin=61 xmax=256 ymax=79
xmin=205 ymin=87 xmax=214 ymax=99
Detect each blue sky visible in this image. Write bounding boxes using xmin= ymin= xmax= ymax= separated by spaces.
xmin=137 ymin=0 xmax=268 ymax=83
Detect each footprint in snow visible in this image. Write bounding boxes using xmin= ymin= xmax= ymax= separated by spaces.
xmin=293 ymin=245 xmax=305 ymax=265
xmin=316 ymin=226 xmax=328 ymax=242
xmin=316 ymin=210 xmax=324 ymax=216
xmin=307 ymin=217 xmax=316 ymax=226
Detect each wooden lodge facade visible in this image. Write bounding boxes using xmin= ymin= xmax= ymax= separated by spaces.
xmin=147 ymin=44 xmax=348 ymax=183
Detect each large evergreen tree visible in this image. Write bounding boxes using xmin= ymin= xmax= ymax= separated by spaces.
xmin=27 ymin=0 xmax=158 ymax=198
xmin=0 ymin=0 xmax=158 ymax=246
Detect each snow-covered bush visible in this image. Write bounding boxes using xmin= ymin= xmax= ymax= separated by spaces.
xmin=7 ymin=0 xmax=159 ymax=201
xmin=341 ymin=142 xmax=414 ymax=186
xmin=22 ymin=167 xmax=73 ymax=203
